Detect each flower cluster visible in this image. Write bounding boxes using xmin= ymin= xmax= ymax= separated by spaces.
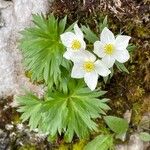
xmin=60 ymin=24 xmax=131 ymax=90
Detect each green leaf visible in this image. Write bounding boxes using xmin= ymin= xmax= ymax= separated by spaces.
xmin=110 ymin=67 xmax=114 ymax=78
xmin=17 ymin=80 xmax=110 ymax=142
xmin=115 ymin=61 xmax=129 ymax=74
xmin=104 ymin=116 xmax=128 ymax=135
xmin=59 ymin=16 xmax=67 ymax=34
xmin=19 ymin=14 xmax=70 ymax=88
xmin=127 ymin=44 xmax=136 ymax=52
xmin=16 ymin=92 xmax=42 ymax=130
xmin=81 ymin=25 xmax=99 ymax=43
xmin=103 ymin=67 xmax=114 ymax=83
xmin=84 ymin=134 xmax=114 ymax=150
xmin=65 ymin=21 xmax=78 ymax=32
xmin=99 ymin=16 xmax=108 ymax=32
xmin=139 ymin=132 xmax=150 ymax=142
xmin=103 ymin=76 xmax=109 ymax=84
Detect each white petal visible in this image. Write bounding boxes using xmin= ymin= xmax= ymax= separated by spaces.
xmin=102 ymin=55 xmax=115 ymax=68
xmin=82 ymin=50 xmax=96 ymax=62
xmin=94 ymin=41 xmax=106 ymax=58
xmin=69 ymin=50 xmax=86 ymax=62
xmin=71 ymin=63 xmax=84 ymax=78
xmin=116 ymin=35 xmax=131 ymax=49
xmin=79 ymin=39 xmax=86 ymax=50
xmin=95 ymin=60 xmax=111 ymax=77
xmin=101 ymin=27 xmax=115 ymax=44
xmin=63 ymin=50 xmax=73 ymax=60
xmin=67 ymin=50 xmax=96 ymax=63
xmin=60 ymin=32 xmax=75 ymax=47
xmin=115 ymin=49 xmax=130 ymax=63
xmin=74 ymin=23 xmax=84 ymax=39
xmin=84 ymin=72 xmax=98 ymax=91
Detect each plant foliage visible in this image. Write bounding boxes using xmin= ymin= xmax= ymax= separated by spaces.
xmin=17 ymin=80 xmax=110 ymax=142
xmin=84 ymin=134 xmax=114 ymax=150
xmin=17 ymin=14 xmax=131 ymax=145
xmin=115 ymin=61 xmax=129 ymax=74
xmin=19 ymin=14 xmax=73 ymax=89
xmin=81 ymin=25 xmax=99 ymax=43
xmin=104 ymin=116 xmax=128 ymax=135
xmin=139 ymin=132 xmax=150 ymax=142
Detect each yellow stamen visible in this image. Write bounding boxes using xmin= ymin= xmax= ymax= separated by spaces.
xmin=104 ymin=44 xmax=115 ymax=55
xmin=83 ymin=61 xmax=95 ymax=72
xmin=71 ymin=40 xmax=81 ymax=50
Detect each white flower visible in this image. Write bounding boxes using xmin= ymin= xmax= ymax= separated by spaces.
xmin=94 ymin=27 xmax=131 ymax=68
xmin=60 ymin=24 xmax=86 ymax=61
xmin=71 ymin=51 xmax=111 ymax=90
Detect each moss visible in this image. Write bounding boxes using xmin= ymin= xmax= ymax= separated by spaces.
xmin=132 ymin=103 xmax=143 ymax=126
xmin=12 ymin=113 xmax=21 ymax=124
xmin=58 ymin=144 xmax=69 ymax=150
xmin=18 ymin=144 xmax=36 ymax=150
xmin=135 ymin=26 xmax=150 ymax=39
xmin=73 ymin=140 xmax=87 ymax=150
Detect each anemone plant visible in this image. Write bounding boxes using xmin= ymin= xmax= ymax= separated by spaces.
xmin=17 ymin=14 xmax=134 ymax=148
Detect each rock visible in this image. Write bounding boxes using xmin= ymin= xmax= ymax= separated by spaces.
xmin=128 ymin=133 xmax=144 ymax=150
xmin=119 ymin=110 xmax=132 ymax=141
xmin=116 ymin=133 xmax=150 ymax=150
xmin=0 ymin=129 xmax=9 ymax=150
xmin=116 ymin=144 xmax=128 ymax=150
xmin=5 ymin=124 xmax=14 ymax=131
xmin=0 ymin=0 xmax=52 ymax=99
xmin=0 ymin=50 xmax=16 ymax=98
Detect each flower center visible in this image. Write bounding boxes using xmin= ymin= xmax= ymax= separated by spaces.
xmin=104 ymin=44 xmax=115 ymax=55
xmin=83 ymin=61 xmax=95 ymax=72
xmin=71 ymin=40 xmax=81 ymax=50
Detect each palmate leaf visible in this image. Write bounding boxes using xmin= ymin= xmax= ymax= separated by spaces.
xmin=17 ymin=80 xmax=110 ymax=142
xmin=40 ymin=80 xmax=110 ymax=142
xmin=19 ymin=14 xmax=72 ymax=88
xmin=16 ymin=92 xmax=42 ymax=130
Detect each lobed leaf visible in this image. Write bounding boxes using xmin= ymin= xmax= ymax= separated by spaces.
xmin=16 ymin=93 xmax=42 ymax=130
xmin=19 ymin=14 xmax=72 ymax=89
xmin=17 ymin=80 xmax=110 ymax=142
xmin=84 ymin=134 xmax=114 ymax=150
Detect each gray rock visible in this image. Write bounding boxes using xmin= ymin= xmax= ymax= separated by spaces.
xmin=128 ymin=133 xmax=144 ymax=150
xmin=0 ymin=0 xmax=52 ymax=99
xmin=0 ymin=129 xmax=9 ymax=150
xmin=116 ymin=133 xmax=150 ymax=150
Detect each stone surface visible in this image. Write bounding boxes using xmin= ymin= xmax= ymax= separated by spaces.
xmin=115 ymin=112 xmax=150 ymax=150
xmin=0 ymin=129 xmax=9 ymax=150
xmin=0 ymin=0 xmax=51 ymax=99
xmin=116 ymin=133 xmax=150 ymax=150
